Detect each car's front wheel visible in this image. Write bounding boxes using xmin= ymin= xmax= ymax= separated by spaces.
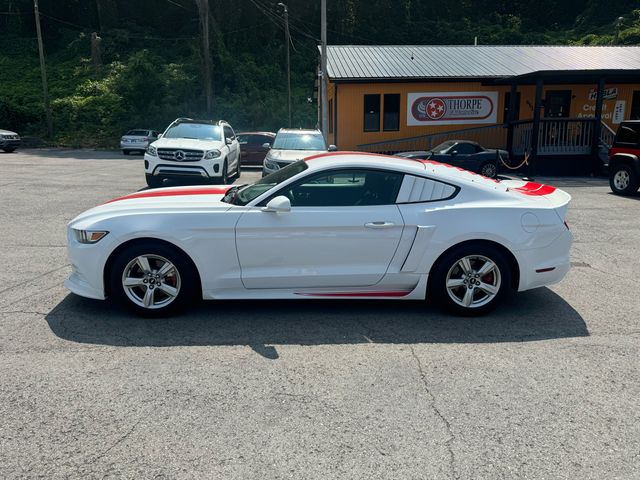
xmin=2 ymin=148 xmax=16 ymax=153
xmin=479 ymin=161 xmax=498 ymax=178
xmin=609 ymin=164 xmax=639 ymax=196
xmin=429 ymin=243 xmax=511 ymax=316
xmin=109 ymin=242 xmax=198 ymax=316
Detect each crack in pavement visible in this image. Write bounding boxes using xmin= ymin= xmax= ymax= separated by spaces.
xmin=89 ymin=417 xmax=143 ymax=465
xmin=0 ymin=264 xmax=69 ymax=296
xmin=409 ymin=345 xmax=458 ymax=480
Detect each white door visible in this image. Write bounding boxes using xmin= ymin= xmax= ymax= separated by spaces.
xmin=235 ymin=169 xmax=405 ymax=289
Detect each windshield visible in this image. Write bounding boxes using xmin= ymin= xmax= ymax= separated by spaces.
xmin=164 ymin=123 xmax=222 ymax=141
xmin=272 ymin=132 xmax=326 ymax=151
xmin=223 ymin=160 xmax=309 ymax=206
xmin=431 ymin=141 xmax=455 ymax=153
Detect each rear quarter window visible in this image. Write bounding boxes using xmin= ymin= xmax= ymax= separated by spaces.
xmin=615 ymin=124 xmax=640 ymax=145
xmin=396 ymin=175 xmax=458 ymax=203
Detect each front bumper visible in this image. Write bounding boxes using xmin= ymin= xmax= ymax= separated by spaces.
xmin=65 ymin=230 xmax=111 ymax=300
xmin=144 ymin=153 xmax=224 ymax=179
xmin=0 ymin=139 xmax=21 ymax=149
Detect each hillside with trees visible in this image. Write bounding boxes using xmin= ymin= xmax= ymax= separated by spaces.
xmin=1 ymin=0 xmax=639 ymax=146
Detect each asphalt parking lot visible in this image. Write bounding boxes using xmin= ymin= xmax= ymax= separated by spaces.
xmin=0 ymin=149 xmax=639 ymax=479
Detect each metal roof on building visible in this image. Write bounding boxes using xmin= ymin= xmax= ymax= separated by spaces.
xmin=325 ymin=45 xmax=640 ymax=80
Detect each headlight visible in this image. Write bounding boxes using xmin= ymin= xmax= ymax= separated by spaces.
xmin=146 ymin=145 xmax=157 ymax=156
xmin=264 ymin=158 xmax=279 ymax=170
xmin=204 ymin=149 xmax=221 ymax=160
xmin=73 ymin=229 xmax=109 ymax=244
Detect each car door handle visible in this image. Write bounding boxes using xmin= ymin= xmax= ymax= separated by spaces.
xmin=365 ymin=221 xmax=395 ymax=229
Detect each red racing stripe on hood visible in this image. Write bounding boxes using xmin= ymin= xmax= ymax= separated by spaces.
xmin=104 ymin=185 xmax=232 ymax=204
xmin=514 ymin=182 xmax=556 ymax=196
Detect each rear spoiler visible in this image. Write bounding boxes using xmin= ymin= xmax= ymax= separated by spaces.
xmin=502 ymin=180 xmax=571 ymax=220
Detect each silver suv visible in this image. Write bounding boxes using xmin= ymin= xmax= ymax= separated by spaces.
xmin=262 ymin=128 xmax=336 ymax=177
xmin=144 ymin=118 xmax=241 ymax=187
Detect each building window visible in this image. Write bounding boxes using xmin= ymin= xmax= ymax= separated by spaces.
xmin=364 ymin=94 xmax=380 ymax=132
xmin=383 ymin=94 xmax=400 ymax=131
xmin=503 ymin=92 xmax=520 ymax=123
xmin=329 ymin=99 xmax=334 ymax=133
xmin=545 ymin=90 xmax=572 ymax=118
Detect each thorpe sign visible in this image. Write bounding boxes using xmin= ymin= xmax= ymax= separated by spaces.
xmin=407 ymin=91 xmax=498 ymax=126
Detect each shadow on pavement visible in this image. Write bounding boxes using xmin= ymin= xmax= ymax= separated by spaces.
xmin=19 ymin=148 xmax=137 ymax=160
xmin=45 ymin=287 xmax=588 ymax=357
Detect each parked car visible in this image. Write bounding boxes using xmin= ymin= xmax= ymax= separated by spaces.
xmin=0 ymin=129 xmax=21 ymax=153
xmin=65 ymin=152 xmax=572 ymax=317
xmin=607 ymin=120 xmax=640 ymax=196
xmin=262 ymin=128 xmax=336 ymax=176
xmin=120 ymin=129 xmax=159 ymax=155
xmin=237 ymin=131 xmax=276 ymax=166
xmin=144 ymin=118 xmax=240 ymax=188
xmin=395 ymin=140 xmax=507 ymax=178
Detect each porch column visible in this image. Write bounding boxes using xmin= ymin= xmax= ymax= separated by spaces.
xmin=529 ymin=78 xmax=544 ymax=176
xmin=506 ymin=82 xmax=518 ymax=154
xmin=591 ymin=77 xmax=606 ymax=174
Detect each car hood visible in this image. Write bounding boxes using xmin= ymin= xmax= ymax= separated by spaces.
xmin=267 ymin=149 xmax=327 ymax=162
xmin=69 ymin=185 xmax=235 ymax=229
xmin=151 ymin=137 xmax=224 ymax=150
xmin=0 ymin=129 xmax=18 ymax=135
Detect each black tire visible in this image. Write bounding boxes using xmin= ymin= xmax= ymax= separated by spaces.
xmin=428 ymin=243 xmax=511 ymax=316
xmin=479 ymin=161 xmax=498 ymax=178
xmin=234 ymin=158 xmax=241 ymax=179
xmin=109 ymin=241 xmax=199 ymax=317
xmin=3 ymin=148 xmax=16 ymax=153
xmin=221 ymin=159 xmax=229 ymax=184
xmin=122 ymin=150 xmax=130 ymax=156
xmin=145 ymin=174 xmax=163 ymax=188
xmin=609 ymin=164 xmax=639 ymax=196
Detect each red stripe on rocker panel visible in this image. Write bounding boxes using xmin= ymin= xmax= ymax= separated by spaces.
xmin=105 ymin=186 xmax=232 ymax=204
xmin=295 ymin=290 xmax=412 ymax=297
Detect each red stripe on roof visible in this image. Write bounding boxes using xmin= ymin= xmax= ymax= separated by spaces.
xmin=105 ymin=186 xmax=232 ymax=204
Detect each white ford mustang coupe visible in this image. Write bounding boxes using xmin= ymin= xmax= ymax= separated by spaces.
xmin=65 ymin=152 xmax=572 ymax=316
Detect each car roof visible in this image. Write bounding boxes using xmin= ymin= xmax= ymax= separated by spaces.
xmin=302 ymin=152 xmax=502 ymax=188
xmin=237 ymin=131 xmax=276 ymax=136
xmin=276 ymin=128 xmax=322 ymax=135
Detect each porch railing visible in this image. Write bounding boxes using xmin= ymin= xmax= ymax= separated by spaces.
xmin=512 ymin=118 xmax=595 ymax=156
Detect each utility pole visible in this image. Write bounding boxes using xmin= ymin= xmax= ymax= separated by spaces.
xmin=320 ymin=0 xmax=328 ymax=142
xmin=278 ymin=3 xmax=291 ymax=127
xmin=33 ymin=0 xmax=52 ymax=137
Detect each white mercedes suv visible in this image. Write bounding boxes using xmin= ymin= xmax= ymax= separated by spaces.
xmin=144 ymin=118 xmax=241 ymax=187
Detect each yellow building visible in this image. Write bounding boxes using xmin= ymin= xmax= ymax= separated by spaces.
xmin=323 ymin=45 xmax=640 ymax=174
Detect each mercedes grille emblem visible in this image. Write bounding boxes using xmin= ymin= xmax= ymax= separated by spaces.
xmin=174 ymin=150 xmax=186 ymax=161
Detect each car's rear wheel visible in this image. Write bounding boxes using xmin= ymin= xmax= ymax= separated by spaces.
xmin=609 ymin=164 xmax=639 ymax=196
xmin=145 ymin=174 xmax=163 ymax=188
xmin=3 ymin=148 xmax=16 ymax=153
xmin=429 ymin=243 xmax=511 ymax=316
xmin=109 ymin=242 xmax=198 ymax=317
xmin=479 ymin=161 xmax=498 ymax=178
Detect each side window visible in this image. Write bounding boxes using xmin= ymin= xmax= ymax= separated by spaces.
xmin=615 ymin=124 xmax=639 ymax=145
xmin=364 ymin=94 xmax=381 ymax=132
xmin=383 ymin=94 xmax=400 ymax=131
xmin=396 ymin=175 xmax=458 ymax=203
xmin=275 ymin=169 xmax=404 ymax=207
xmin=453 ymin=143 xmax=476 ymax=155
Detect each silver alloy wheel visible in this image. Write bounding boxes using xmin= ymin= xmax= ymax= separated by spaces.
xmin=613 ymin=169 xmax=630 ymax=190
xmin=481 ymin=163 xmax=497 ymax=178
xmin=121 ymin=254 xmax=181 ymax=309
xmin=445 ymin=254 xmax=501 ymax=309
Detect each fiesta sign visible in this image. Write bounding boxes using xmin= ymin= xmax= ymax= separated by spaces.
xmin=407 ymin=91 xmax=498 ymax=126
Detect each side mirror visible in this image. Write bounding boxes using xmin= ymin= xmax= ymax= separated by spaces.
xmin=450 ymin=150 xmax=458 ymax=155
xmin=262 ymin=142 xmax=271 ymax=150
xmin=226 ymin=137 xmax=233 ymax=145
xmin=328 ymin=144 xmax=337 ymax=151
xmin=261 ymin=195 xmax=291 ymax=213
